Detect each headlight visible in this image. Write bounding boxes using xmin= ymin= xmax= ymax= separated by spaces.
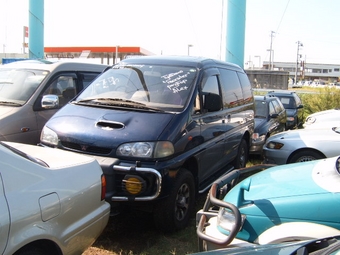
xmin=266 ymin=141 xmax=284 ymax=149
xmin=217 ymin=208 xmax=239 ymax=233
xmin=116 ymin=141 xmax=174 ymax=158
xmin=251 ymin=133 xmax=265 ymax=142
xmin=40 ymin=126 xmax=59 ymax=146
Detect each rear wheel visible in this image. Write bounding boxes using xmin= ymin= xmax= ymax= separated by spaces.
xmin=289 ymin=150 xmax=324 ymax=163
xmin=233 ymin=139 xmax=248 ymax=169
xmin=153 ymin=168 xmax=195 ymax=232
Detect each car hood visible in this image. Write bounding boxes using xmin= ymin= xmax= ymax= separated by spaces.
xmin=285 ymin=108 xmax=296 ymax=116
xmin=2 ymin=141 xmax=98 ymax=169
xmin=225 ymin=156 xmax=340 ymax=205
xmin=0 ymin=106 xmax=19 ymax=118
xmin=192 ymin=236 xmax=340 ymax=255
xmin=268 ymin=127 xmax=339 ymax=141
xmin=45 ymin=104 xmax=175 ymax=148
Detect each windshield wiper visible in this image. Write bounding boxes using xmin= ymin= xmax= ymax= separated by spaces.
xmin=0 ymin=101 xmax=22 ymax=106
xmin=77 ymin=98 xmax=164 ymax=112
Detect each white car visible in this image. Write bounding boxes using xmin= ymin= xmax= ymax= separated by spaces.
xmin=0 ymin=141 xmax=110 ymax=255
xmin=263 ymin=127 xmax=340 ymax=164
xmin=303 ymin=108 xmax=340 ymax=129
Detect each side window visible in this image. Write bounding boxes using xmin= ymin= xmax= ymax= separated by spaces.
xmin=201 ymin=73 xmax=221 ymax=112
xmin=219 ymin=69 xmax=243 ymax=108
xmin=237 ymin=72 xmax=253 ymax=104
xmin=43 ymin=74 xmax=77 ymax=107
xmin=272 ymin=99 xmax=283 ymax=113
xmin=201 ymin=76 xmax=219 ymax=95
xmin=269 ymin=101 xmax=276 ymax=115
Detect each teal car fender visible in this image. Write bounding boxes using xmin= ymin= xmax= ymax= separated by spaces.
xmin=197 ymin=157 xmax=340 ymax=251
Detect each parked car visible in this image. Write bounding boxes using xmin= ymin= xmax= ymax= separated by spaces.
xmin=40 ymin=55 xmax=255 ymax=232
xmin=263 ymin=126 xmax=340 ymax=164
xmin=191 ymin=236 xmax=340 ymax=254
xmin=250 ymin=95 xmax=286 ymax=154
xmin=303 ymin=108 xmax=340 ymax=129
xmin=0 ymin=59 xmax=108 ymax=145
xmin=196 ymin=156 xmax=340 ymax=252
xmin=266 ymin=90 xmax=304 ymax=129
xmin=0 ymin=141 xmax=110 ymax=255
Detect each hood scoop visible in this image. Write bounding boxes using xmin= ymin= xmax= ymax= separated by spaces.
xmin=96 ymin=120 xmax=125 ymax=130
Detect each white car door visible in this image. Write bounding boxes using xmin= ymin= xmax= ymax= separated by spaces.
xmin=0 ymin=172 xmax=10 ymax=254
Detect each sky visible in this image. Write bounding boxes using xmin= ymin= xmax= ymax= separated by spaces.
xmin=1 ymin=0 xmax=340 ymax=67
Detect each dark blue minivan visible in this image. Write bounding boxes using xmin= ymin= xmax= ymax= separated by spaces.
xmin=40 ymin=56 xmax=254 ymax=232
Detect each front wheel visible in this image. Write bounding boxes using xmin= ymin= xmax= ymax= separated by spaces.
xmin=233 ymin=139 xmax=248 ymax=169
xmin=289 ymin=150 xmax=324 ymax=163
xmin=153 ymin=168 xmax=195 ymax=232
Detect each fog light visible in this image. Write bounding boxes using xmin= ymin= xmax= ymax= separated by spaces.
xmin=122 ymin=175 xmax=146 ymax=195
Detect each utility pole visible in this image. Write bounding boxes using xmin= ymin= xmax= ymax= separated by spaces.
xmin=268 ymin=31 xmax=275 ymax=70
xmin=294 ymin=41 xmax=303 ymax=84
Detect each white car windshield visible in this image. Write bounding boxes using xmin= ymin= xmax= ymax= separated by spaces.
xmin=76 ymin=64 xmax=197 ymax=112
xmin=0 ymin=69 xmax=47 ymax=105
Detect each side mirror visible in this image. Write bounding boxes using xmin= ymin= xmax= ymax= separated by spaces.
xmin=41 ymin=94 xmax=59 ymax=109
xmin=203 ymin=93 xmax=222 ymax=112
xmin=297 ymin=104 xmax=304 ymax=109
xmin=270 ymin=113 xmax=278 ymax=118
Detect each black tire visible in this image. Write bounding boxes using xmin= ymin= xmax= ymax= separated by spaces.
xmin=289 ymin=150 xmax=324 ymax=163
xmin=153 ymin=168 xmax=195 ymax=232
xmin=233 ymin=139 xmax=248 ymax=169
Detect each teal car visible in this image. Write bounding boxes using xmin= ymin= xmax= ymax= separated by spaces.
xmin=196 ymin=157 xmax=340 ymax=251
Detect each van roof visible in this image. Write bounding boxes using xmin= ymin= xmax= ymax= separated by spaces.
xmin=120 ymin=55 xmax=244 ymax=72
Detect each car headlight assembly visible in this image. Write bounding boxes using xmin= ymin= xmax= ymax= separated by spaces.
xmin=217 ymin=208 xmax=245 ymax=233
xmin=40 ymin=126 xmax=59 ymax=146
xmin=251 ymin=133 xmax=265 ymax=142
xmin=266 ymin=141 xmax=284 ymax=150
xmin=117 ymin=141 xmax=174 ymax=158
xmin=305 ymin=116 xmax=316 ymax=124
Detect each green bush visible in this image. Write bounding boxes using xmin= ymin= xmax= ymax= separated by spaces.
xmin=297 ymin=87 xmax=340 ymax=120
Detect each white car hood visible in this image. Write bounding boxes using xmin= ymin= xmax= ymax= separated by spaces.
xmin=273 ymin=128 xmax=339 ymax=141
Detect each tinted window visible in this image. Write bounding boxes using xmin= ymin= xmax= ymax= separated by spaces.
xmin=237 ymin=72 xmax=253 ymax=103
xmin=272 ymin=99 xmax=283 ymax=113
xmin=219 ymin=69 xmax=243 ymax=108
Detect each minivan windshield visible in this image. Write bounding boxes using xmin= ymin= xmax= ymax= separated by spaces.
xmin=0 ymin=68 xmax=47 ymax=105
xmin=76 ymin=63 xmax=197 ymax=112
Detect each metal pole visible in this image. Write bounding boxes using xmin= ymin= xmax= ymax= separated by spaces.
xmin=115 ymin=45 xmax=119 ymax=64
xmin=294 ymin=41 xmax=303 ymax=84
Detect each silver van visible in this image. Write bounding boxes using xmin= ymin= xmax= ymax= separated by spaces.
xmin=0 ymin=60 xmax=107 ymax=144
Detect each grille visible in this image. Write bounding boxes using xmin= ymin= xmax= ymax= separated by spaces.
xmin=61 ymin=141 xmax=112 ymax=155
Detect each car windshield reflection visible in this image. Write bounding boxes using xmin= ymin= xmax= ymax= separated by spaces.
xmin=76 ymin=64 xmax=197 ymax=112
xmin=0 ymin=69 xmax=46 ymax=104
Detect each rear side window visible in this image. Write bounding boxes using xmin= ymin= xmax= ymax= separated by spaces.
xmin=237 ymin=72 xmax=253 ymax=104
xmin=219 ymin=69 xmax=243 ymax=108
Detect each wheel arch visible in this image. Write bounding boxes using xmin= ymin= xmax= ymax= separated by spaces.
xmin=182 ymin=156 xmax=199 ymax=194
xmin=287 ymin=148 xmax=326 ymax=163
xmin=13 ymin=239 xmax=62 ymax=255
xmin=255 ymin=222 xmax=340 ymax=245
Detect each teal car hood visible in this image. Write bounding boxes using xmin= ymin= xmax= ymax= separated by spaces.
xmin=224 ymin=157 xmax=340 ymax=217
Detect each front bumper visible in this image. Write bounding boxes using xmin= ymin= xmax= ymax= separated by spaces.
xmin=262 ymin=148 xmax=290 ymax=165
xmin=93 ymin=156 xmax=163 ymax=203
